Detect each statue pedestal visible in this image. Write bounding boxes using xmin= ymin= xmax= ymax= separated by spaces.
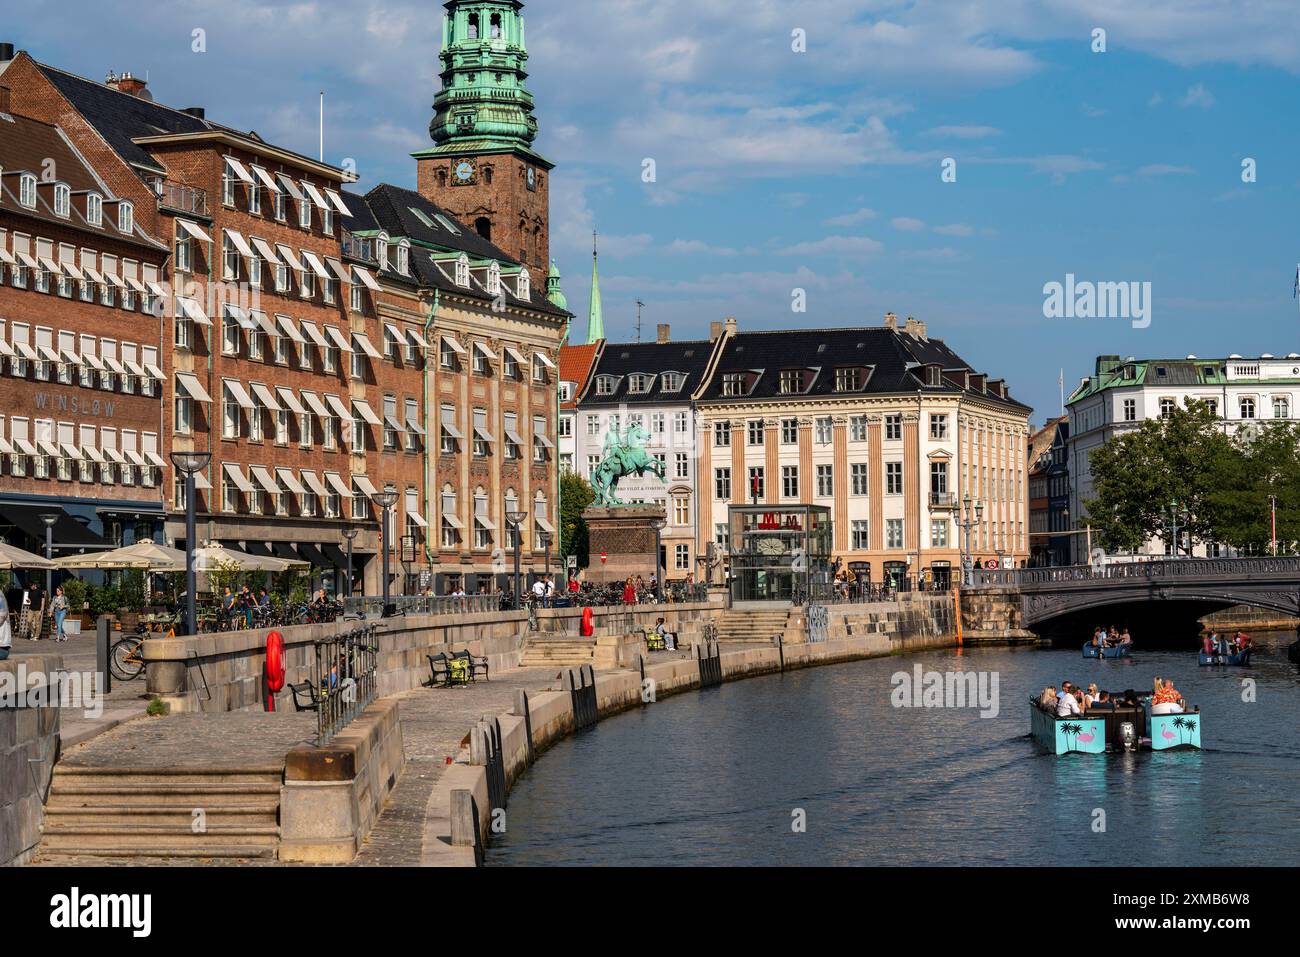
xmin=582 ymin=505 xmax=666 ymax=586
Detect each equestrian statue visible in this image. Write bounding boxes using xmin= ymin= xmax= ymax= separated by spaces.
xmin=590 ymin=424 xmax=666 ymax=507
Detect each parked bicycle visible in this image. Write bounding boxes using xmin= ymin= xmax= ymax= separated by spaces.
xmin=109 ymin=633 xmax=147 ymax=681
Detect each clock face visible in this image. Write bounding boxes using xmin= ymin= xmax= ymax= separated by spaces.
xmin=454 ymin=161 xmax=475 ymax=183
xmin=526 ymin=167 xmax=536 ymax=189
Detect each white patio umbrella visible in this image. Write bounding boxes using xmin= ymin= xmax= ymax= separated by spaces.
xmin=192 ymin=544 xmax=308 ymax=572
xmin=0 ymin=540 xmax=57 ymax=571
xmin=55 ymin=540 xmax=188 ymax=572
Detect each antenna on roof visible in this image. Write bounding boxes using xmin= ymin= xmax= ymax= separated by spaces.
xmin=635 ymin=300 xmax=645 ymax=343
xmin=318 ymin=91 xmax=324 ymax=162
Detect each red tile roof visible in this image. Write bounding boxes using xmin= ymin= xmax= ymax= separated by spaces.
xmin=559 ymin=342 xmax=601 ymax=410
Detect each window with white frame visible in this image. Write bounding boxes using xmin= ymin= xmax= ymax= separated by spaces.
xmin=816 ymin=464 xmax=833 ymax=497
xmin=851 ymin=521 xmax=868 ymax=550
xmin=118 ymin=202 xmax=133 ymax=234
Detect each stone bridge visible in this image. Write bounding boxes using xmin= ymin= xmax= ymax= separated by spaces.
xmin=969 ymin=557 xmax=1300 ymax=628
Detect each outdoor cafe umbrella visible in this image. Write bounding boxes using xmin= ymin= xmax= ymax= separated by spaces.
xmin=54 ymin=540 xmax=188 ymax=572
xmin=0 ymin=540 xmax=57 ymax=571
xmin=192 ymin=543 xmax=308 ymax=573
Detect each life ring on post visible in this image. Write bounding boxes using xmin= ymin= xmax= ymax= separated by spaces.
xmin=265 ymin=630 xmax=285 ymax=711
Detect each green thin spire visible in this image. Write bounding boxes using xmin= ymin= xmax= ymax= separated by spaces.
xmin=586 ymin=230 xmax=604 ymax=344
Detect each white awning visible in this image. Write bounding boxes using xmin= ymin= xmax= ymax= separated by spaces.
xmin=14 ymin=343 xmax=39 ymax=361
xmin=80 ymin=351 xmax=104 ymax=370
xmin=59 ymin=443 xmax=82 ymax=461
xmin=474 ymin=513 xmax=496 ymax=531
xmin=223 ymin=379 xmax=255 ymax=410
xmin=12 ymin=438 xmax=38 ymax=456
xmin=536 ymin=516 xmax=556 ymax=534
xmin=251 ymin=236 xmax=281 ymax=264
xmin=352 ymin=474 xmax=379 ymax=497
xmin=353 ymin=265 xmax=381 ymax=291
xmin=276 ymin=173 xmax=304 ymax=202
xmin=59 ymin=345 xmax=81 ymax=364
xmin=301 ymin=250 xmax=331 ymax=280
xmin=328 ymin=258 xmax=353 ymax=284
xmin=223 ymin=462 xmax=256 ymax=494
xmin=177 ymin=219 xmax=213 ymax=243
xmin=80 ymin=444 xmax=103 ymax=463
xmin=60 ymin=260 xmax=85 ymax=281
xmin=440 ymin=334 xmax=467 ymax=356
xmin=146 ymin=281 xmax=169 ymax=299
xmin=407 ymin=328 xmax=430 ymax=349
xmin=249 ymin=465 xmax=282 ymax=495
xmin=384 ymin=323 xmax=405 ymax=346
xmin=104 ymin=271 xmax=127 ymax=290
xmin=276 ymin=468 xmax=306 ymax=495
xmin=37 ymin=439 xmax=60 ymax=458
xmin=384 ymin=413 xmax=406 ymax=434
xmin=324 ymin=188 xmax=351 ymax=215
xmin=125 ymin=275 xmax=147 ymax=294
xmin=301 ymin=322 xmax=329 ymax=348
xmin=300 ymin=181 xmax=329 ymax=209
xmin=125 ymin=450 xmax=148 ymax=467
xmin=276 ymin=244 xmax=305 ymax=272
xmin=275 ymin=314 xmax=307 ymax=343
xmin=301 ymin=391 xmax=331 ymax=419
xmin=39 ymin=345 xmax=61 ymax=363
xmin=224 ymin=229 xmax=256 ymax=259
xmin=145 ymin=363 xmax=165 ymax=380
xmin=302 ymin=471 xmax=330 ymax=498
xmin=407 ymin=511 xmax=428 ymax=528
xmin=533 ymin=431 xmax=555 ymax=449
xmin=442 ymin=511 xmax=464 ymax=530
xmin=324 ymin=394 xmax=352 ymax=420
xmin=473 ymin=341 xmax=498 ymax=362
xmin=276 ymin=387 xmax=307 ymax=416
xmin=103 ymin=448 xmax=126 ymax=464
xmin=473 ymin=425 xmax=496 ymax=443
xmin=440 ymin=414 xmax=464 ymax=441
xmin=224 ymin=156 xmax=256 ymax=185
xmin=406 ymin=415 xmax=427 ymax=437
xmin=504 ymin=429 xmax=526 ymax=447
xmin=0 ymin=248 xmax=15 ymax=265
xmin=39 ymin=256 xmax=62 ymax=276
xmin=178 ymin=297 xmax=211 ymax=325
xmin=102 ymin=356 xmax=126 ymax=375
xmin=535 ymin=352 xmax=557 ymax=371
xmin=146 ymin=451 xmax=167 ymax=468
xmin=353 ymin=333 xmax=382 ymax=359
xmin=251 ymin=310 xmax=280 ymax=338
xmin=0 ymin=436 xmax=11 ymax=454
xmin=225 ymin=304 xmax=257 ymax=330
xmin=325 ymin=325 xmax=352 ymax=352
xmin=250 ymin=382 xmax=281 ymax=411
xmin=325 ymin=471 xmax=352 ymax=498
xmin=353 ymin=400 xmax=382 ymax=426
xmin=250 ymin=164 xmax=281 ymax=194
xmin=192 ymin=471 xmax=212 ymax=490
xmin=175 ymin=372 xmax=212 ymax=403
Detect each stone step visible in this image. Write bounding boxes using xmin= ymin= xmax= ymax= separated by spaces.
xmin=47 ymin=782 xmax=283 ymax=806
xmin=36 ymin=845 xmax=278 ymax=861
xmin=51 ymin=767 xmax=283 ymax=787
xmin=43 ymin=805 xmax=279 ymax=827
xmin=39 ymin=824 xmax=280 ymax=850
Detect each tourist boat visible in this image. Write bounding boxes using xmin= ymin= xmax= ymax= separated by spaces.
xmin=1198 ymin=648 xmax=1252 ymax=666
xmin=1029 ymin=698 xmax=1202 ymax=753
xmin=1082 ymin=641 xmax=1132 ymax=659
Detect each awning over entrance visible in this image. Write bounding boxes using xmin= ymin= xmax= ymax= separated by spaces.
xmin=296 ymin=543 xmax=330 ymax=568
xmin=0 ymin=503 xmax=111 ymax=550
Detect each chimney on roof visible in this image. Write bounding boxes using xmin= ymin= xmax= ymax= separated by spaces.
xmin=710 ymin=321 xmax=723 ymax=341
xmin=884 ymin=312 xmax=898 ymax=331
xmin=904 ymin=316 xmax=927 ymax=340
xmin=106 ymin=70 xmax=151 ymax=100
xmin=183 ymin=106 xmax=205 ymax=120
xmin=0 ymin=43 xmax=15 ymax=64
xmin=656 ymin=323 xmax=670 ymax=345
xmin=724 ymin=316 xmax=737 ymax=337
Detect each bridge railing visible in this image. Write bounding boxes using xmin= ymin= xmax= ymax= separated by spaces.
xmin=968 ymin=556 xmax=1300 ymax=589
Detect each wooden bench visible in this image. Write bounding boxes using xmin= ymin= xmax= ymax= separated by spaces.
xmin=290 ymin=680 xmax=320 ymax=712
xmin=425 ymin=653 xmax=454 ymax=688
xmin=451 ymin=648 xmax=489 ymax=682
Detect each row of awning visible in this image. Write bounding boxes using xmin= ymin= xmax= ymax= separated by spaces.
xmin=438 ymin=335 xmax=555 ymax=371
xmin=0 ymin=435 xmax=164 ymax=466
xmin=172 ymin=216 xmax=379 ymax=291
xmin=223 ymin=156 xmax=352 ymax=217
xmin=0 ymin=340 xmax=164 ymax=378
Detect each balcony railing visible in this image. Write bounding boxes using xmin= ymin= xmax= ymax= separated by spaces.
xmin=929 ymin=492 xmax=957 ymax=509
xmin=153 ymin=179 xmax=208 ymax=217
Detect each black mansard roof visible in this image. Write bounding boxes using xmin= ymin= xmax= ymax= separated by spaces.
xmin=581 ymin=338 xmax=717 ymax=406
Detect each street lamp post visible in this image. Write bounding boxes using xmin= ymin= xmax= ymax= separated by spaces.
xmin=1168 ymin=502 xmax=1190 ymax=557
xmin=505 ymin=511 xmax=527 ymax=609
xmin=342 ymin=526 xmax=358 ymax=599
xmin=958 ymin=493 xmax=984 ymax=586
xmin=169 ymin=450 xmax=212 ymax=637
xmin=539 ymin=530 xmax=552 ymax=587
xmin=39 ymin=513 xmax=59 ymax=596
xmin=371 ymin=487 xmax=400 ymax=615
xmin=651 ymin=517 xmax=667 ymax=602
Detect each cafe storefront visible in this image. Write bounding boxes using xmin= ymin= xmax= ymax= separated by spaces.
xmin=726 ymin=505 xmax=832 ymax=602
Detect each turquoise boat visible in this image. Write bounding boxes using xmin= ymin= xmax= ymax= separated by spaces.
xmin=1030 ymin=699 xmax=1203 ymax=753
xmin=1148 ymin=709 xmax=1202 ymax=750
xmin=1198 ymin=649 xmax=1251 ymax=666
xmin=1028 ymin=701 xmax=1107 ymax=754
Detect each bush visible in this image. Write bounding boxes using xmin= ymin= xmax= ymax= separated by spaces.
xmin=146 ymin=696 xmax=170 ymax=717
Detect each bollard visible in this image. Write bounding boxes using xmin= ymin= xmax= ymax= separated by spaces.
xmin=95 ymin=615 xmax=112 ymax=696
xmin=450 ymin=789 xmax=477 ymax=847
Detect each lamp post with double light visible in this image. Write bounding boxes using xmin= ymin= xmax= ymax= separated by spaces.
xmin=39 ymin=513 xmax=59 ymax=596
xmin=505 ymin=510 xmax=527 ymax=609
xmin=371 ymin=486 xmax=399 ymax=615
xmin=169 ymin=450 xmax=212 ymax=636
xmin=958 ymin=492 xmax=984 ymax=586
xmin=651 ymin=517 xmax=666 ymax=602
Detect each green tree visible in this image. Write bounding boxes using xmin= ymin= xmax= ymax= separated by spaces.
xmin=1085 ymin=400 xmax=1234 ymax=553
xmin=1207 ymin=421 xmax=1300 ymax=553
xmin=559 ymin=470 xmax=595 ymax=570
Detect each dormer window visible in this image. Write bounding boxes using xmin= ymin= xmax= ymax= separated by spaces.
xmin=376 ymin=233 xmax=389 ymax=270
xmin=722 ymin=373 xmax=751 ymax=397
xmin=835 ymin=367 xmax=866 ymax=391
xmin=628 ymin=373 xmax=653 ymax=395
xmin=53 ymin=184 xmax=70 ymax=218
xmin=86 ymin=193 xmax=102 ymax=226
xmin=455 ymin=253 xmax=470 ymax=287
xmin=19 ymin=173 xmax=37 ymax=208
xmin=595 ymin=375 xmax=619 ymax=397
xmin=517 ymin=269 xmax=530 ymax=300
xmin=778 ymin=369 xmax=810 ymax=394
xmin=661 ymin=372 xmax=684 ymax=393
xmin=395 ymin=240 xmax=409 ymax=276
xmin=118 ymin=201 xmax=134 ymax=234
xmin=487 ymin=261 xmax=501 ymax=296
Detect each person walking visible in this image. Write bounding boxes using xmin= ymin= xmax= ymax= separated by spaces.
xmin=52 ymin=586 xmax=69 ymax=642
xmin=0 ymin=590 xmax=12 ymax=660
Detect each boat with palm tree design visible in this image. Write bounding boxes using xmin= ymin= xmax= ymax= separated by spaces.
xmin=1029 ymin=697 xmax=1203 ymax=753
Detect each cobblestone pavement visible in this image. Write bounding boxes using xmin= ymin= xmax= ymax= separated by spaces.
xmin=58 ymin=711 xmax=318 ymax=769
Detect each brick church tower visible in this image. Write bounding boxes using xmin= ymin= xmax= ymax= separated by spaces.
xmin=414 ymin=0 xmax=553 ymax=275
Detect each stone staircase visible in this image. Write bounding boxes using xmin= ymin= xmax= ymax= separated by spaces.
xmin=713 ymin=608 xmax=792 ymax=645
xmin=38 ymin=766 xmax=283 ymax=861
xmin=519 ymin=637 xmax=598 ymax=668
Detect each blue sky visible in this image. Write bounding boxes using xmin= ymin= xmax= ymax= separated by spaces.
xmin=12 ymin=0 xmax=1300 ymax=421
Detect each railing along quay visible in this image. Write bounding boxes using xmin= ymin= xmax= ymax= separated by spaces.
xmin=341 ymin=593 xmax=499 ymax=619
xmin=968 ymin=556 xmax=1300 ymax=589
xmin=313 ymin=624 xmax=379 ymax=746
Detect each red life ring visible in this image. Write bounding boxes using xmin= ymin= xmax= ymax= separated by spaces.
xmin=265 ymin=631 xmax=285 ymax=710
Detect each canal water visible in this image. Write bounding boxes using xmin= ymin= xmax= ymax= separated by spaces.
xmin=488 ymin=631 xmax=1300 ymax=866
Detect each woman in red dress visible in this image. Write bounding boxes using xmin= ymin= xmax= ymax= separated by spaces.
xmin=622 ymin=577 xmax=638 ymax=605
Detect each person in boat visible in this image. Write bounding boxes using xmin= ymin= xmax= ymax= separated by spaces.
xmin=1234 ymin=632 xmax=1251 ymax=655
xmin=1040 ymin=686 xmax=1058 ymax=710
xmin=1091 ymin=627 xmax=1104 ymax=648
xmin=1201 ymin=634 xmax=1218 ymax=658
xmin=1091 ymin=690 xmax=1116 ymax=712
xmin=1084 ymin=683 xmax=1099 ymax=707
xmin=1056 ymin=684 xmax=1081 ymax=717
xmin=1119 ymin=627 xmax=1132 ymax=646
xmin=1151 ymin=678 xmax=1185 ymax=715
xmin=1120 ymin=689 xmax=1140 ymax=708
xmin=1106 ymin=626 xmax=1121 ymax=648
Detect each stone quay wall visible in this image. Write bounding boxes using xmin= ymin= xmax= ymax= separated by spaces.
xmin=142 ymin=601 xmax=728 ymax=714
xmin=1 ymin=654 xmax=61 ymax=867
xmin=425 ymin=593 xmax=959 ymax=866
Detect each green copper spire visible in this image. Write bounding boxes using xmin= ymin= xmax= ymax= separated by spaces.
xmin=415 ymin=1 xmax=551 ymax=166
xmin=586 ymin=231 xmax=604 ymax=344
xmin=546 ymin=259 xmax=568 ymax=311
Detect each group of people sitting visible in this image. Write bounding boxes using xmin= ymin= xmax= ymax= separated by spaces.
xmin=1039 ymin=676 xmax=1187 ymax=716
xmin=1089 ymin=625 xmax=1133 ymax=648
xmin=1201 ymin=631 xmax=1250 ymax=658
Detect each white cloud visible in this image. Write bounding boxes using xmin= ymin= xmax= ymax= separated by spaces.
xmin=924 ymin=125 xmax=1001 ymax=139
xmin=933 ymin=223 xmax=975 ymax=237
xmin=666 ymin=239 xmax=738 ymax=256
xmin=891 ymin=217 xmax=927 ymax=232
xmin=777 ymin=236 xmax=884 ymax=257
xmin=1137 ymin=164 xmax=1196 ymax=177
xmin=1180 ymin=83 xmax=1216 ymax=108
xmin=825 ymin=207 xmax=877 ymax=226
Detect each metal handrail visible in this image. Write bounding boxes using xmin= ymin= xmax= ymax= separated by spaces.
xmin=314 ymin=625 xmax=378 ymax=746
xmin=968 ymin=556 xmax=1300 ymax=589
xmin=341 ymin=593 xmax=498 ymax=618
